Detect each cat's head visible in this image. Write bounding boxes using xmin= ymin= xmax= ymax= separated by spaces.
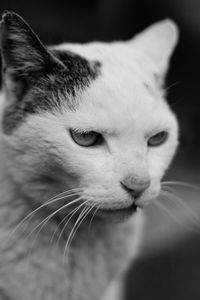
xmin=0 ymin=12 xmax=179 ymax=220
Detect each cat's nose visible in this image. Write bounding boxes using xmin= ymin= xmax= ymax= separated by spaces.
xmin=120 ymin=178 xmax=150 ymax=198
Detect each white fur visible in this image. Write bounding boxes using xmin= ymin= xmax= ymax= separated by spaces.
xmin=0 ymin=19 xmax=178 ymax=300
xmin=3 ymin=19 xmax=179 ymax=209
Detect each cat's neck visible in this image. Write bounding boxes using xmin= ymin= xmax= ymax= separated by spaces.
xmin=0 ymin=167 xmax=143 ymax=300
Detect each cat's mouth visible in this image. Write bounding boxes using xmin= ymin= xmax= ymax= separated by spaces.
xmin=93 ymin=202 xmax=138 ymax=223
xmin=96 ymin=202 xmax=138 ymax=218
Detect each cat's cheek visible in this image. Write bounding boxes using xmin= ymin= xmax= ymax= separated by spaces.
xmin=148 ymin=143 xmax=177 ymax=180
xmin=75 ymin=153 xmax=115 ymax=187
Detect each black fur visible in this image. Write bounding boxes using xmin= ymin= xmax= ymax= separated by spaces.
xmin=52 ymin=49 xmax=101 ymax=95
xmin=0 ymin=12 xmax=101 ymax=134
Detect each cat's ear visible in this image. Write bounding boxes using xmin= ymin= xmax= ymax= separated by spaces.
xmin=0 ymin=11 xmax=60 ymax=99
xmin=129 ymin=19 xmax=178 ymax=81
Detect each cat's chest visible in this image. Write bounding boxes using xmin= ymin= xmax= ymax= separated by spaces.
xmin=0 ymin=212 xmax=143 ymax=300
xmin=0 ymin=238 xmax=110 ymax=300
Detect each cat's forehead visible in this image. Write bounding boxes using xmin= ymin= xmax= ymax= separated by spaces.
xmin=65 ymin=73 xmax=171 ymax=135
xmin=2 ymin=43 xmax=164 ymax=135
xmin=57 ymin=42 xmax=158 ymax=100
xmin=56 ymin=42 xmax=150 ymax=77
xmin=57 ymin=44 xmax=172 ymax=132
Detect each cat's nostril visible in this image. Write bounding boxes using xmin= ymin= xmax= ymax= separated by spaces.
xmin=120 ymin=180 xmax=150 ymax=198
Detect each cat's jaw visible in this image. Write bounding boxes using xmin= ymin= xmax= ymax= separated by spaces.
xmin=94 ymin=204 xmax=138 ymax=223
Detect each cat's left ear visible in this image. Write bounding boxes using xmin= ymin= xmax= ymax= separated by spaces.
xmin=129 ymin=19 xmax=178 ymax=80
xmin=0 ymin=11 xmax=62 ymax=100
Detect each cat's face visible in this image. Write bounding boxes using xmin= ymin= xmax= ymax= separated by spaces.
xmin=0 ymin=12 xmax=178 ymax=219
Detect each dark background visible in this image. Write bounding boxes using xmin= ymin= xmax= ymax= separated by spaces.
xmin=0 ymin=1 xmax=200 ymax=299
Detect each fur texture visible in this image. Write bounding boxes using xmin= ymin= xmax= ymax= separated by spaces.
xmin=0 ymin=12 xmax=178 ymax=300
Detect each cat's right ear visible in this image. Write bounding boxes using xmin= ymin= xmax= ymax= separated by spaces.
xmin=129 ymin=19 xmax=179 ymax=84
xmin=0 ymin=11 xmax=61 ymax=99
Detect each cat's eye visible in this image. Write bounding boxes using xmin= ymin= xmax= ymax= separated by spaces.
xmin=148 ymin=131 xmax=168 ymax=147
xmin=70 ymin=130 xmax=102 ymax=147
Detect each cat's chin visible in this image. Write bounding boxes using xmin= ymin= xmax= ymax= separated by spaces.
xmin=96 ymin=203 xmax=138 ymax=223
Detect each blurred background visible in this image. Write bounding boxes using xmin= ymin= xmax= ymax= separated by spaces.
xmin=0 ymin=0 xmax=200 ymax=299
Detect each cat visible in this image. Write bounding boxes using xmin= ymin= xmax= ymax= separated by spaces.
xmin=0 ymin=11 xmax=178 ymax=300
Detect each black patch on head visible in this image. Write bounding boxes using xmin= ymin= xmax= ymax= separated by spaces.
xmin=52 ymin=49 xmax=101 ymax=96
xmin=0 ymin=11 xmax=101 ymax=135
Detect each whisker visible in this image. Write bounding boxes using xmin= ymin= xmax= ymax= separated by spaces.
xmin=63 ymin=205 xmax=92 ymax=264
xmin=3 ymin=190 xmax=83 ymax=247
xmin=50 ymin=210 xmax=75 ymax=245
xmin=153 ymin=198 xmax=191 ymax=230
xmin=162 ymin=181 xmax=200 ymax=191
xmin=47 ymin=188 xmax=83 ymax=201
xmin=88 ymin=205 xmax=100 ymax=236
xmin=55 ymin=199 xmax=90 ymax=248
xmin=26 ymin=196 xmax=84 ymax=244
xmin=163 ymin=81 xmax=181 ymax=93
xmin=154 ymin=195 xmax=200 ymax=233
xmin=27 ymin=197 xmax=85 ymax=256
xmin=161 ymin=189 xmax=200 ymax=227
xmin=67 ymin=205 xmax=94 ymax=252
xmin=62 ymin=206 xmax=88 ymax=264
